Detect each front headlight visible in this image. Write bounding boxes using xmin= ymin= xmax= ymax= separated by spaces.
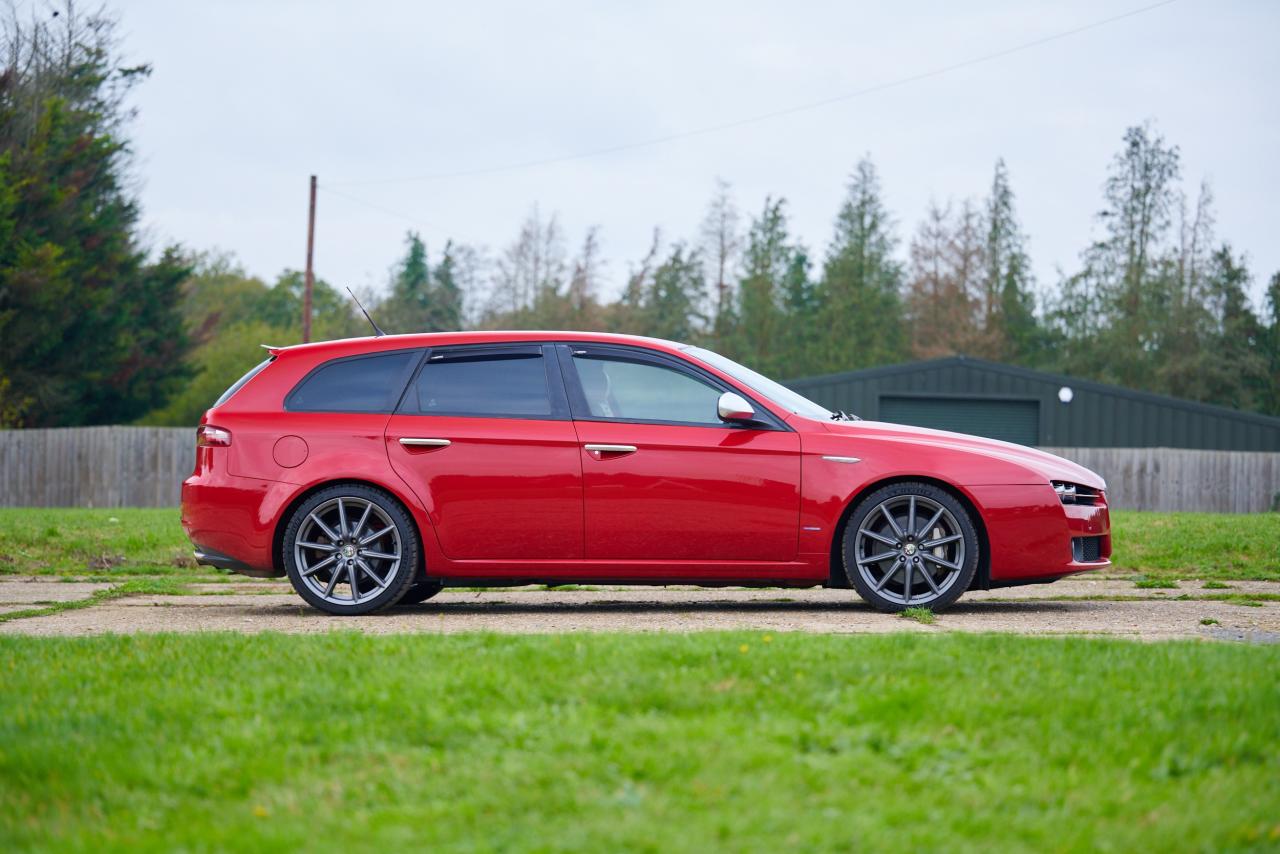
xmin=1052 ymin=481 xmax=1098 ymax=505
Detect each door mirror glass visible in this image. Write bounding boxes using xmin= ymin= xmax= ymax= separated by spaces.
xmin=717 ymin=391 xmax=755 ymax=423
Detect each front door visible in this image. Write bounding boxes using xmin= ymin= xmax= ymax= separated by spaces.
xmin=385 ymin=344 xmax=583 ymax=561
xmin=559 ymin=345 xmax=801 ymax=564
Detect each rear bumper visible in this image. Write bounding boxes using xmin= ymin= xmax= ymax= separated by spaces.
xmin=181 ymin=472 xmax=291 ymax=577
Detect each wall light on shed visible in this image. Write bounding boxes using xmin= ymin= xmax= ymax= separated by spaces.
xmin=1058 ymin=386 xmax=1074 ymax=404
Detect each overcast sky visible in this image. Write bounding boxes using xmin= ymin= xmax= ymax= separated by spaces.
xmin=116 ymin=0 xmax=1278 ymax=306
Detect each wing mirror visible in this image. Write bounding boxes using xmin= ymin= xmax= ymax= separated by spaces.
xmin=717 ymin=391 xmax=756 ymax=423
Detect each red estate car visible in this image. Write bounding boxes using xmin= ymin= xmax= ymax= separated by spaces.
xmin=181 ymin=331 xmax=1111 ymax=615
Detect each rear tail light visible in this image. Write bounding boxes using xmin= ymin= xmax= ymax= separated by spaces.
xmin=197 ymin=425 xmax=232 ymax=447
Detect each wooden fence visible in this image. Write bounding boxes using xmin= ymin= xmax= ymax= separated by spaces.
xmin=0 ymin=428 xmax=1277 ymax=512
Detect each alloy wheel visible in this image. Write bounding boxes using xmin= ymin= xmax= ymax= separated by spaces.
xmin=852 ymin=494 xmax=966 ymax=607
xmin=292 ymin=496 xmax=403 ymax=607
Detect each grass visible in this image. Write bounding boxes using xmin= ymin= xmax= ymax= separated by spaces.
xmin=0 ymin=508 xmax=199 ymax=577
xmin=1 ymin=632 xmax=1278 ymax=851
xmin=0 ymin=507 xmax=1278 ymax=582
xmin=0 ymin=578 xmax=192 ymax=624
xmin=1108 ymin=511 xmax=1280 ymax=581
xmin=899 ymin=606 xmax=936 ymax=624
xmin=1133 ymin=577 xmax=1180 ymax=589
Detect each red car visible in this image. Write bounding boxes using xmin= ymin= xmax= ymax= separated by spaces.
xmin=181 ymin=331 xmax=1111 ymax=615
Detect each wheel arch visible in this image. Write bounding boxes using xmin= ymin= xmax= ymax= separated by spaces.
xmin=271 ymin=478 xmax=428 ymax=577
xmin=827 ymin=474 xmax=992 ymax=591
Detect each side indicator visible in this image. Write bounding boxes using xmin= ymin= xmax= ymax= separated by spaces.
xmin=821 ymin=455 xmax=860 ymax=464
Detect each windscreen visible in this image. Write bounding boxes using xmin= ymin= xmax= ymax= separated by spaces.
xmin=681 ymin=346 xmax=834 ymax=420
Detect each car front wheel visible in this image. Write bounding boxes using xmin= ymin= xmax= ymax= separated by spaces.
xmin=842 ymin=482 xmax=979 ymax=613
xmin=283 ymin=484 xmax=419 ymax=615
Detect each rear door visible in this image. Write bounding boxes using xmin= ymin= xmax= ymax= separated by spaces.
xmin=559 ymin=345 xmax=801 ymax=564
xmin=385 ymin=344 xmax=583 ymax=561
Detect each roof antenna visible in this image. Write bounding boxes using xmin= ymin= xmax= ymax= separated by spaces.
xmin=346 ymin=287 xmax=387 ymax=337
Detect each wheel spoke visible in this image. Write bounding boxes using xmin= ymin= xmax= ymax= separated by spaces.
xmin=857 ymin=550 xmax=899 ymax=566
xmin=922 ymin=553 xmax=961 ymax=572
xmin=357 ymin=558 xmax=387 ymax=589
xmin=922 ymin=533 xmax=962 ymax=548
xmin=873 ymin=558 xmax=902 ymax=592
xmin=915 ymin=507 xmax=945 ymax=539
xmin=298 ymin=541 xmax=337 ymax=552
xmin=337 ymin=498 xmax=349 ymax=539
xmin=360 ymin=549 xmax=398 ymax=561
xmin=360 ymin=525 xmax=395 ymax=546
xmin=860 ymin=528 xmax=898 ymax=547
xmin=351 ymin=502 xmax=373 ymax=542
xmin=916 ymin=565 xmax=940 ymax=594
xmin=323 ymin=566 xmax=342 ymax=597
xmin=308 ymin=513 xmax=340 ymax=543
xmin=348 ymin=562 xmax=360 ymax=602
xmin=880 ymin=505 xmax=905 ymax=539
xmin=300 ymin=554 xmax=336 ymax=578
xmin=903 ymin=561 xmax=914 ymax=602
xmin=907 ymin=496 xmax=916 ymax=540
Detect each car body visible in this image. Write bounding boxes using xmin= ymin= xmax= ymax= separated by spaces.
xmin=181 ymin=331 xmax=1111 ymax=614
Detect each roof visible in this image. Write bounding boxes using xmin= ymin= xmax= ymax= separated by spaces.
xmin=787 ymin=355 xmax=1280 ymax=430
xmin=266 ymin=330 xmax=687 ymax=358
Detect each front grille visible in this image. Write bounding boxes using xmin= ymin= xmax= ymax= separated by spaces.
xmin=1072 ymin=536 xmax=1104 ymax=562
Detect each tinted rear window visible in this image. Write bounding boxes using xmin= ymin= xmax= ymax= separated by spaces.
xmin=214 ymin=357 xmax=273 ymax=407
xmin=409 ymin=352 xmax=552 ymax=417
xmin=287 ymin=351 xmax=417 ymax=412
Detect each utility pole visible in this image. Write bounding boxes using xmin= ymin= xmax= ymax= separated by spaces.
xmin=303 ymin=174 xmax=317 ymax=343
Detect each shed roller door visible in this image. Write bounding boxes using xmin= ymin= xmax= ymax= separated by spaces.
xmin=879 ymin=396 xmax=1039 ymax=446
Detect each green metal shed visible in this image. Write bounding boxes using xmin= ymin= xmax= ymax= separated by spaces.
xmin=784 ymin=356 xmax=1280 ymax=451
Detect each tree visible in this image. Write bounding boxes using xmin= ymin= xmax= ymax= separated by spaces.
xmin=983 ymin=159 xmax=1042 ymax=362
xmin=1260 ymin=272 xmax=1280 ymax=415
xmin=904 ymin=200 xmax=977 ymax=359
xmin=732 ymin=197 xmax=812 ymax=376
xmin=698 ymin=178 xmax=741 ymax=348
xmin=1055 ymin=124 xmax=1182 ymax=388
xmin=0 ymin=3 xmax=190 ymax=426
xmin=815 ymin=157 xmax=907 ymax=372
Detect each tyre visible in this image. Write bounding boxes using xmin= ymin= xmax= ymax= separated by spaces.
xmin=842 ymin=481 xmax=979 ymax=613
xmin=283 ymin=484 xmax=419 ymax=615
xmin=398 ymin=580 xmax=444 ymax=606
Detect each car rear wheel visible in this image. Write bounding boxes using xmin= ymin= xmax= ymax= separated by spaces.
xmin=283 ymin=484 xmax=419 ymax=615
xmin=842 ymin=482 xmax=979 ymax=613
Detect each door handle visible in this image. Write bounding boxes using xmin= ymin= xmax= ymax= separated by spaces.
xmin=584 ymin=443 xmax=637 ymax=455
xmin=399 ymin=438 xmax=451 ymax=447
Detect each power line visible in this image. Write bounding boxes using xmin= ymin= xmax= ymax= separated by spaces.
xmin=327 ymin=0 xmax=1178 ymax=189
xmin=317 ymin=184 xmax=464 ymax=240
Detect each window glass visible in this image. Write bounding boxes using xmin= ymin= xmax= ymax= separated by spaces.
xmin=214 ymin=357 xmax=273 ymax=407
xmin=287 ymin=351 xmax=416 ymax=412
xmin=411 ymin=353 xmax=552 ymax=417
xmin=571 ymin=357 xmax=722 ymax=424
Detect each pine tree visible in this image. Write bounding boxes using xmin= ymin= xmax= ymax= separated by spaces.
xmin=815 ymin=158 xmax=907 ymax=372
xmin=0 ymin=4 xmax=190 ymax=426
xmin=983 ymin=159 xmax=1041 ymax=362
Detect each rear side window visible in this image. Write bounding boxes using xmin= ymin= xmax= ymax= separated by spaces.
xmin=287 ymin=351 xmax=418 ymax=413
xmin=409 ymin=351 xmax=553 ymax=417
xmin=214 ymin=357 xmax=274 ymax=407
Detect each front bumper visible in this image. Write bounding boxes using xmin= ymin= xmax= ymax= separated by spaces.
xmin=968 ymin=484 xmax=1111 ymax=582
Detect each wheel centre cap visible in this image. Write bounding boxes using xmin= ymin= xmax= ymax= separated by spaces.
xmin=903 ymin=543 xmax=917 ymax=556
xmin=341 ymin=545 xmax=356 ymax=558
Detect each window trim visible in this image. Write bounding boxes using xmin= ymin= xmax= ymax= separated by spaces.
xmin=555 ymin=344 xmax=790 ymax=431
xmin=395 ymin=343 xmax=571 ymax=421
xmin=283 ymin=349 xmax=425 ymax=414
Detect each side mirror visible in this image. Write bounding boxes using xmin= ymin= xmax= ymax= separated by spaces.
xmin=717 ymin=391 xmax=756 ymax=423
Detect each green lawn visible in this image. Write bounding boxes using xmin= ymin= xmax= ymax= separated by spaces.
xmin=3 ymin=507 xmax=1276 ymax=582
xmin=0 ymin=632 xmax=1276 ymax=851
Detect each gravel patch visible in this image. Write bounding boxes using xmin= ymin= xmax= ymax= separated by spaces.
xmin=1 ymin=580 xmax=1276 ymax=641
